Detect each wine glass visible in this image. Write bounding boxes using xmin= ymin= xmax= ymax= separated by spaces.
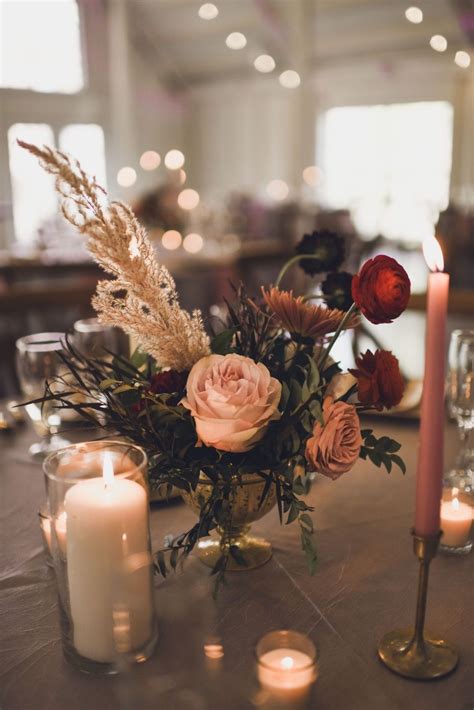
xmin=15 ymin=332 xmax=71 ymax=459
xmin=73 ymin=318 xmax=121 ymax=359
xmin=445 ymin=329 xmax=474 ymax=497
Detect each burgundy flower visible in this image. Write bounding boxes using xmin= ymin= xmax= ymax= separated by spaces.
xmin=351 ymin=255 xmax=410 ymax=324
xmin=350 ymin=349 xmax=404 ymax=410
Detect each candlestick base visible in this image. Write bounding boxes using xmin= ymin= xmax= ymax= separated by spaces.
xmin=378 ymin=628 xmax=458 ymax=680
xmin=378 ymin=529 xmax=459 ymax=680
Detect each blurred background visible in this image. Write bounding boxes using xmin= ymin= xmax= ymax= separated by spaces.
xmin=0 ymin=0 xmax=473 ymax=397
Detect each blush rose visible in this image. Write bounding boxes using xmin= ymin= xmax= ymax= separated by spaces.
xmin=181 ymin=353 xmax=282 ymax=453
xmin=305 ymin=396 xmax=362 ymax=480
xmin=351 ymin=255 xmax=411 ymax=324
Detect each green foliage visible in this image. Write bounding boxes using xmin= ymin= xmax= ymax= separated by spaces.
xmin=360 ymin=429 xmax=406 ymax=474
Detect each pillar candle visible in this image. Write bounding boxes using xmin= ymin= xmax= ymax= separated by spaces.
xmin=415 ymin=237 xmax=450 ymax=537
xmin=65 ymin=454 xmax=154 ymax=663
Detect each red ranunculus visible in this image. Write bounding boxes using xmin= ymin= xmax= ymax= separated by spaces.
xmin=149 ymin=370 xmax=188 ymax=395
xmin=350 ymin=349 xmax=404 ymax=410
xmin=133 ymin=370 xmax=188 ymax=413
xmin=351 ymin=256 xmax=410 ymax=324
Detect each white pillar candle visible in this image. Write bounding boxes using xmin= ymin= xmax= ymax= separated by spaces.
xmin=440 ymin=497 xmax=472 ymax=547
xmin=65 ymin=453 xmax=154 ymax=663
xmin=258 ymin=648 xmax=316 ymax=701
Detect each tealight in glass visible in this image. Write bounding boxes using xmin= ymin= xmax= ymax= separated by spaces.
xmin=43 ymin=440 xmax=157 ymax=674
xmin=256 ymin=630 xmax=317 ymax=707
xmin=440 ymin=483 xmax=472 ymax=555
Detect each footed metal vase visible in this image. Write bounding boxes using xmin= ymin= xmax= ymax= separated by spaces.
xmin=181 ymin=473 xmax=277 ymax=571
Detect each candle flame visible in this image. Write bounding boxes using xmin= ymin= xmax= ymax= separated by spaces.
xmin=281 ymin=656 xmax=294 ymax=669
xmin=452 ymin=497 xmax=460 ymax=511
xmin=102 ymin=451 xmax=114 ymax=487
xmin=422 ymin=236 xmax=444 ymax=272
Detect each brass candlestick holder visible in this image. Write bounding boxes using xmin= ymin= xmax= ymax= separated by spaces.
xmin=378 ymin=530 xmax=458 ymax=680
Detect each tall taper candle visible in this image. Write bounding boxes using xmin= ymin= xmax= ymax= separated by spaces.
xmin=415 ymin=237 xmax=449 ymax=537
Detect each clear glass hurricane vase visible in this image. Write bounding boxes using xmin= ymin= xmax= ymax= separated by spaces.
xmin=43 ymin=441 xmax=158 ymax=674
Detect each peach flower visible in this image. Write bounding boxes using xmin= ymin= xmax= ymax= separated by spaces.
xmin=181 ymin=353 xmax=282 ymax=452
xmin=262 ymin=287 xmax=359 ymax=340
xmin=305 ymin=396 xmax=362 ymax=479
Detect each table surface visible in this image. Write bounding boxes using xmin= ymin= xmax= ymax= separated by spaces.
xmin=1 ymin=416 xmax=472 ymax=710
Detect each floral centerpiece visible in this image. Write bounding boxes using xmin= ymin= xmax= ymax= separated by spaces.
xmin=20 ymin=141 xmax=411 ymax=590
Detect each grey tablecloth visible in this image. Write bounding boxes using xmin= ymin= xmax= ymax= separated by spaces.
xmin=1 ymin=417 xmax=472 ymax=710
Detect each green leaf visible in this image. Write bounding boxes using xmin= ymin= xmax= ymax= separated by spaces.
xmin=361 ymin=429 xmax=373 ymax=438
xmin=299 ymin=513 xmax=314 ymax=533
xmin=155 ymin=551 xmax=167 ymax=577
xmin=170 ymin=547 xmax=179 ymax=570
xmin=386 ymin=440 xmax=401 ymax=453
xmin=381 ymin=453 xmax=392 ymax=473
xmin=99 ymin=378 xmax=120 ymax=389
xmin=286 ymin=502 xmax=299 ymax=524
xmin=391 ymin=454 xmax=406 ymax=475
xmin=279 ymin=382 xmax=290 ymax=412
xmin=211 ymin=328 xmax=236 ymax=355
xmin=368 ymin=450 xmax=382 ymax=467
xmin=308 ymin=399 xmax=322 ymax=420
xmin=130 ymin=348 xmax=149 ymax=369
xmin=112 ymin=384 xmax=134 ymax=394
xmin=229 ymin=544 xmax=247 ymax=566
xmin=289 ymin=379 xmax=303 ymax=408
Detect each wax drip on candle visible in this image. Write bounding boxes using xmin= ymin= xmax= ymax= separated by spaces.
xmin=102 ymin=452 xmax=114 ymax=489
xmin=423 ymin=236 xmax=444 ymax=272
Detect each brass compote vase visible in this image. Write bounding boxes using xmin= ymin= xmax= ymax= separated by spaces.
xmin=181 ymin=473 xmax=277 ymax=570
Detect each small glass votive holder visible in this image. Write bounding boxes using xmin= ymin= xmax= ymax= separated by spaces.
xmin=43 ymin=440 xmax=158 ymax=675
xmin=38 ymin=504 xmax=54 ymax=568
xmin=440 ymin=485 xmax=472 ymax=555
xmin=256 ymin=630 xmax=317 ymax=708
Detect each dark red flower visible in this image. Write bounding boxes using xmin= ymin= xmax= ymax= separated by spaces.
xmin=133 ymin=370 xmax=188 ymax=412
xmin=351 ymin=256 xmax=410 ymax=324
xmin=148 ymin=370 xmax=188 ymax=395
xmin=350 ymin=349 xmax=404 ymax=410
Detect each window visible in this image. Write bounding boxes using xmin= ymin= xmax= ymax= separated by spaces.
xmin=0 ymin=0 xmax=84 ymax=93
xmin=60 ymin=124 xmax=107 ymax=188
xmin=318 ymin=102 xmax=453 ymax=242
xmin=8 ymin=123 xmax=106 ymax=244
xmin=8 ymin=123 xmax=57 ymax=245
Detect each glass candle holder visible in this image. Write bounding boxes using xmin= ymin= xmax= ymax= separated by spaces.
xmin=256 ymin=630 xmax=317 ymax=707
xmin=38 ymin=503 xmax=54 ymax=568
xmin=440 ymin=483 xmax=472 ymax=555
xmin=43 ymin=440 xmax=158 ymax=674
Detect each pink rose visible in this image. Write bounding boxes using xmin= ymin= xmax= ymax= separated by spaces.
xmin=181 ymin=354 xmax=282 ymax=452
xmin=305 ymin=397 xmax=362 ymax=479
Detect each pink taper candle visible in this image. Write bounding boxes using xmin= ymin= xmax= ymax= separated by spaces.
xmin=414 ymin=237 xmax=450 ymax=537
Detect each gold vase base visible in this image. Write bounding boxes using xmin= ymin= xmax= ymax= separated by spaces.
xmin=196 ymin=534 xmax=273 ymax=571
xmin=378 ymin=628 xmax=459 ymax=680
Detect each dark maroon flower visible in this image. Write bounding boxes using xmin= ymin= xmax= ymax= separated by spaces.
xmin=351 ymin=255 xmax=410 ymax=324
xmin=133 ymin=370 xmax=188 ymax=412
xmin=350 ymin=349 xmax=404 ymax=410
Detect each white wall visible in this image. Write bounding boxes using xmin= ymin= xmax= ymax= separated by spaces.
xmin=185 ymin=52 xmax=474 ymax=206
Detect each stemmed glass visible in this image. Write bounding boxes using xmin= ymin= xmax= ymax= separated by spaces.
xmin=73 ymin=318 xmax=121 ymax=359
xmin=15 ymin=332 xmax=71 ymax=459
xmin=445 ymin=329 xmax=474 ymax=497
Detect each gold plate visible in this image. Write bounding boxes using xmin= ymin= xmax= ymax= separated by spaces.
xmin=378 ymin=628 xmax=458 ymax=680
